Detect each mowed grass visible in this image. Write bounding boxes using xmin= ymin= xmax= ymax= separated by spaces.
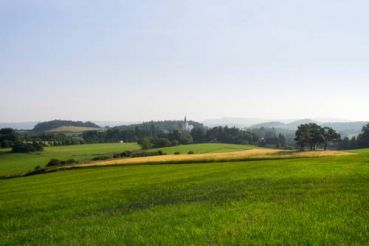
xmin=1 ymin=152 xmax=369 ymax=244
xmin=0 ymin=143 xmax=253 ymax=176
xmin=0 ymin=143 xmax=140 ymax=176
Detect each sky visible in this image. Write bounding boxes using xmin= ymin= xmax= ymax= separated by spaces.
xmin=1 ymin=0 xmax=369 ymax=122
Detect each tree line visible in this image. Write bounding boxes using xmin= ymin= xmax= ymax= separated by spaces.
xmin=138 ymin=126 xmax=259 ymax=149
xmin=3 ymin=121 xmax=369 ymax=152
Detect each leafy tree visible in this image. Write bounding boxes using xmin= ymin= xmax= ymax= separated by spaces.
xmin=138 ymin=137 xmax=153 ymax=149
xmin=309 ymin=123 xmax=324 ymax=150
xmin=295 ymin=124 xmax=311 ymax=151
xmin=358 ymin=123 xmax=369 ymax=148
xmin=295 ymin=124 xmax=340 ymax=151
xmin=321 ymin=127 xmax=340 ymax=150
xmin=152 ymin=138 xmax=171 ymax=148
xmin=0 ymin=128 xmax=20 ymax=148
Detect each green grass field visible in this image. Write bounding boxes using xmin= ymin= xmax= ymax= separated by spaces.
xmin=0 ymin=143 xmax=140 ymax=176
xmin=1 ymin=148 xmax=369 ymax=244
xmin=0 ymin=143 xmax=253 ymax=176
xmin=150 ymin=143 xmax=254 ymax=154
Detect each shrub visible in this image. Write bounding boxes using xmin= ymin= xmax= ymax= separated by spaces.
xmin=188 ymin=151 xmax=194 ymax=154
xmin=47 ymin=159 xmax=61 ymax=167
xmin=174 ymin=152 xmax=180 ymax=155
xmin=12 ymin=142 xmax=44 ymax=153
xmin=113 ymin=153 xmax=121 ymax=158
xmin=66 ymin=159 xmax=78 ymax=164
xmin=120 ymin=151 xmax=132 ymax=157
xmin=92 ymin=156 xmax=111 ymax=161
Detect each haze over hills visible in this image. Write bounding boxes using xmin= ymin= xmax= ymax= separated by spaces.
xmin=202 ymin=117 xmax=268 ymax=128
xmin=0 ymin=121 xmax=138 ymax=130
xmin=1 ymin=118 xmax=367 ymax=137
xmin=248 ymin=120 xmax=367 ymax=137
xmin=201 ymin=118 xmax=368 ymax=137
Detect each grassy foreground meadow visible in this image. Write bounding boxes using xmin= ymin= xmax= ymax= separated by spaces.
xmin=0 ymin=143 xmax=140 ymax=176
xmin=1 ymin=148 xmax=369 ymax=245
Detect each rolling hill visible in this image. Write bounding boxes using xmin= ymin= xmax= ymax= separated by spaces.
xmin=32 ymin=120 xmax=101 ymax=133
xmin=249 ymin=119 xmax=367 ymax=137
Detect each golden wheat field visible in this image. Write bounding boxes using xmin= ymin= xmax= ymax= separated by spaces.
xmin=68 ymin=148 xmax=353 ymax=169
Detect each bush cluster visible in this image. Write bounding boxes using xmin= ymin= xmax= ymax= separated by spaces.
xmin=91 ymin=150 xmax=166 ymax=162
xmin=46 ymin=158 xmax=78 ymax=167
xmin=12 ymin=142 xmax=44 ymax=153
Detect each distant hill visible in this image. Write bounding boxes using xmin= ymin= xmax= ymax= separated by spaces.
xmin=250 ymin=119 xmax=317 ymax=130
xmin=32 ymin=120 xmax=101 ymax=133
xmin=202 ymin=117 xmax=267 ymax=127
xmin=249 ymin=119 xmax=367 ymax=137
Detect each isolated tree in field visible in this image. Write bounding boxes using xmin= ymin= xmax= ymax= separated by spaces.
xmin=295 ymin=123 xmax=340 ymax=151
xmin=295 ymin=124 xmax=311 ymax=150
xmin=321 ymin=127 xmax=340 ymax=150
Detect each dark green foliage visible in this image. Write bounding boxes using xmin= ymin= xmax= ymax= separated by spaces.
xmin=12 ymin=142 xmax=43 ymax=153
xmin=91 ymin=150 xmax=167 ymax=161
xmin=138 ymin=137 xmax=153 ymax=149
xmin=197 ymin=126 xmax=257 ymax=145
xmin=295 ymin=123 xmax=340 ymax=150
xmin=174 ymin=152 xmax=180 ymax=155
xmin=188 ymin=151 xmax=194 ymax=154
xmin=338 ymin=136 xmax=359 ymax=150
xmin=66 ymin=159 xmax=78 ymax=164
xmin=321 ymin=127 xmax=341 ymax=150
xmin=92 ymin=156 xmax=111 ymax=161
xmin=137 ymin=126 xmax=259 ymax=150
xmin=35 ymin=133 xmax=86 ymax=146
xmin=46 ymin=158 xmax=79 ymax=167
xmin=130 ymin=151 xmax=166 ymax=158
xmin=120 ymin=151 xmax=133 ymax=157
xmin=0 ymin=128 xmax=21 ymax=148
xmin=47 ymin=159 xmax=61 ymax=167
xmin=358 ymin=123 xmax=369 ymax=148
xmin=33 ymin=120 xmax=100 ymax=133
xmin=113 ymin=153 xmax=121 ymax=158
xmin=83 ymin=120 xmax=203 ymax=144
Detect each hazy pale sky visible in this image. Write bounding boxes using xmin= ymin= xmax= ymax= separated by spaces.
xmin=1 ymin=0 xmax=369 ymax=122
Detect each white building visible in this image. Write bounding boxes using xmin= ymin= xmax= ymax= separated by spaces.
xmin=182 ymin=116 xmax=194 ymax=132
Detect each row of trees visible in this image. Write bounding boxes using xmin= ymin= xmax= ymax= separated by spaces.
xmin=3 ymin=121 xmax=369 ymax=152
xmin=0 ymin=128 xmax=45 ymax=153
xmin=338 ymin=123 xmax=369 ymax=149
xmin=138 ymin=126 xmax=259 ymax=149
xmin=295 ymin=123 xmax=340 ymax=150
